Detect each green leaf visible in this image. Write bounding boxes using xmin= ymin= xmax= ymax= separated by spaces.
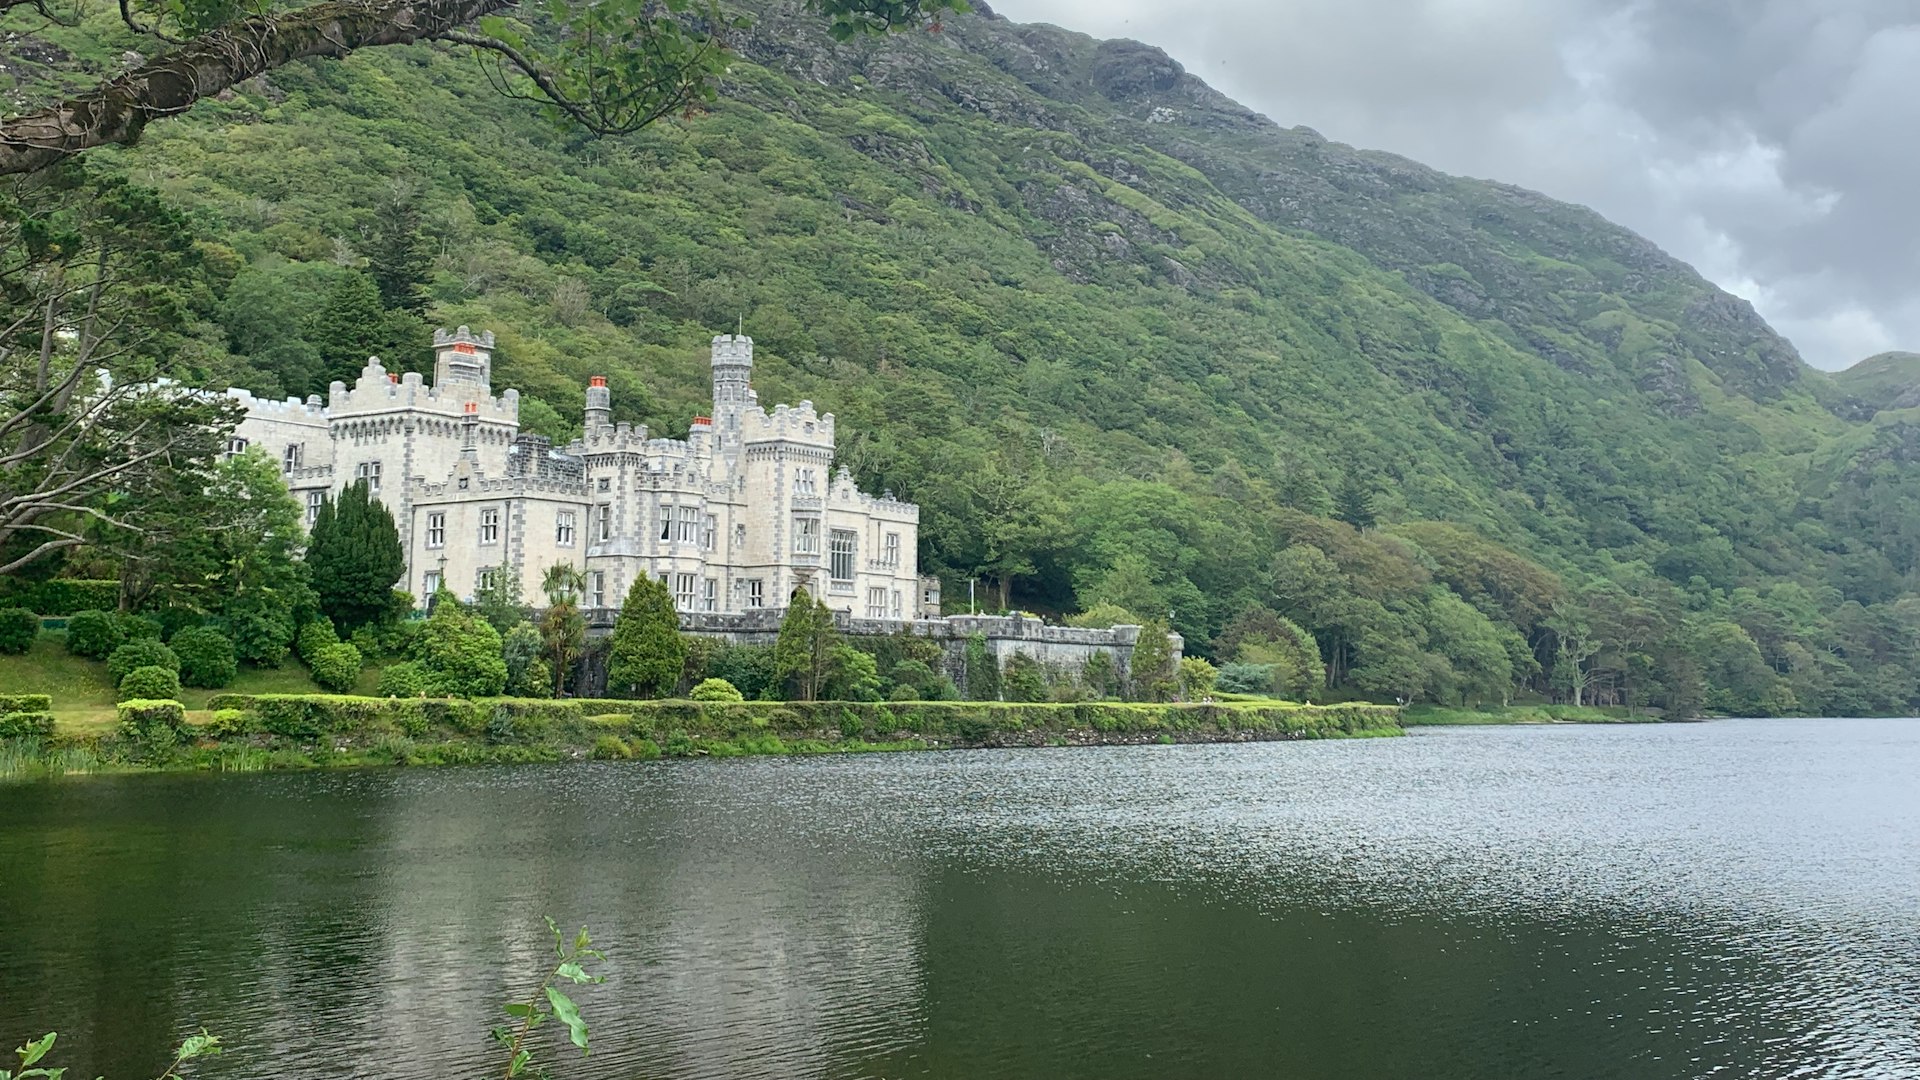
xmin=544 ymin=987 xmax=590 ymax=1052
xmin=555 ymin=961 xmax=589 ymax=984
xmin=506 ymin=1049 xmax=532 ymax=1077
xmin=503 ymin=1002 xmax=537 ymax=1019
xmin=17 ymin=1035 xmax=54 ymax=1069
xmin=174 ymin=1032 xmax=220 ymax=1061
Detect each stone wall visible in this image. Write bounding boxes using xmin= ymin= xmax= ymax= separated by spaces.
xmin=582 ymin=608 xmax=1182 ymax=695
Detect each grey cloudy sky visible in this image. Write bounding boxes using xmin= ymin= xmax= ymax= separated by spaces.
xmin=992 ymin=0 xmax=1920 ymax=371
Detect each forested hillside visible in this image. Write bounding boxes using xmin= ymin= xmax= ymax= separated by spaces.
xmin=6 ymin=0 xmax=1919 ymax=715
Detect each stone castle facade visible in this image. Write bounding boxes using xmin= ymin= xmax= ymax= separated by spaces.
xmin=226 ymin=328 xmax=931 ymax=620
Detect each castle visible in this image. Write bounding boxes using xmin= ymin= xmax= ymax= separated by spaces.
xmin=225 ymin=328 xmax=933 ymax=620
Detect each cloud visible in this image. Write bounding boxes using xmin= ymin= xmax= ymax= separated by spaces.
xmin=990 ymin=0 xmax=1920 ymax=369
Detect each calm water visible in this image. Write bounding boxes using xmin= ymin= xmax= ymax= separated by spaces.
xmin=2 ymin=719 xmax=1916 ymax=1079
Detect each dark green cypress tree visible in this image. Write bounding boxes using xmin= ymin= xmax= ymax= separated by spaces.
xmin=305 ymin=271 xmax=393 ymax=385
xmin=606 ymin=576 xmax=685 ymax=699
xmin=304 ymin=480 xmax=405 ymax=632
xmin=774 ymin=587 xmax=836 ymax=701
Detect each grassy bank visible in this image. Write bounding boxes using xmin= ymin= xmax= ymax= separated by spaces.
xmin=1401 ymin=704 xmax=1664 ymax=726
xmin=1 ymin=695 xmax=1402 ymax=780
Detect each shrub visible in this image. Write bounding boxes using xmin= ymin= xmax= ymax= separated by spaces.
xmin=350 ymin=625 xmax=381 ymax=659
xmin=0 ymin=711 xmax=54 ymax=738
xmin=0 ymin=694 xmax=53 ymax=712
xmin=0 ymin=607 xmax=37 ymax=654
xmin=1066 ymin=603 xmax=1143 ymax=628
xmin=887 ymin=683 xmax=920 ymax=701
xmin=204 ymin=708 xmax=255 ymax=738
xmin=154 ymin=608 xmax=206 ymax=640
xmin=107 ymin=639 xmax=180 ymax=683
xmin=1002 ymin=652 xmax=1050 ymax=702
xmin=1179 ymin=657 xmax=1219 ymax=700
xmin=377 ymin=660 xmax=429 ymax=697
xmin=1216 ymin=663 xmax=1278 ymax=696
xmin=65 ymin=609 xmax=124 ymax=659
xmin=117 ymin=699 xmax=187 ymax=758
xmin=417 ymin=601 xmax=507 ymax=698
xmin=591 ymin=734 xmax=633 ymax=760
xmin=119 ymin=665 xmax=182 ymax=701
xmin=119 ymin=613 xmax=164 ymax=641
xmin=171 ymin=627 xmax=238 ymax=689
xmin=0 ymin=577 xmax=117 ymax=615
xmin=690 ymin=677 xmax=745 ymax=702
xmin=296 ymin=619 xmax=340 ymax=663
xmin=309 ymin=642 xmax=363 ymax=693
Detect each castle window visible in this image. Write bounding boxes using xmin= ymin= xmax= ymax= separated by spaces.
xmin=596 ymin=505 xmax=611 ymax=542
xmin=305 ymin=490 xmax=324 ymax=525
xmin=829 ymin=529 xmax=857 ymax=583
xmin=892 ymin=590 xmax=903 ymax=619
xmin=590 ymin=571 xmax=606 ymax=608
xmin=660 ymin=507 xmax=671 ymax=541
xmin=283 ymin=443 xmax=303 ymax=472
xmin=676 ymin=506 xmax=700 ymax=543
xmin=225 ymin=437 xmax=248 ymax=459
xmin=703 ymin=578 xmax=717 ymax=612
xmin=702 ymin=514 xmax=716 ymax=551
xmin=866 ymin=587 xmax=887 ymax=619
xmin=794 ymin=468 xmax=818 ymax=496
xmin=426 ymin=512 xmax=446 ymax=549
xmin=555 ymin=511 xmax=575 ymax=547
xmin=734 ymin=523 xmax=746 ymax=549
xmin=884 ymin=532 xmax=901 ymax=568
xmin=477 ymin=567 xmax=498 ymax=594
xmin=479 ymin=507 xmax=500 ymax=544
xmin=355 ymin=460 xmax=381 ymax=493
xmin=746 ymin=579 xmax=764 ymax=608
xmin=423 ymin=570 xmax=441 ymax=597
xmin=793 ymin=516 xmax=820 ymax=555
xmin=674 ymin=573 xmax=697 ymax=611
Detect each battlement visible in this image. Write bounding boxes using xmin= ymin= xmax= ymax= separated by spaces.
xmin=328 ymin=360 xmax=519 ymax=421
xmin=434 ymin=326 xmax=495 ymax=350
xmin=225 ymin=387 xmax=328 ymax=422
xmin=710 ymin=334 xmax=753 ymax=369
xmin=743 ymin=400 xmax=835 ymax=444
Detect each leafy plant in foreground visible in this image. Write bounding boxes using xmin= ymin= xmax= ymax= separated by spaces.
xmin=489 ymin=918 xmax=605 ymax=1079
xmin=4 ymin=1028 xmax=220 ymax=1080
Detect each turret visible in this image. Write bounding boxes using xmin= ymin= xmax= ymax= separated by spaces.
xmin=433 ymin=326 xmax=495 ymax=390
xmin=711 ymin=333 xmax=755 ymax=440
xmin=585 ymin=375 xmax=611 ymax=431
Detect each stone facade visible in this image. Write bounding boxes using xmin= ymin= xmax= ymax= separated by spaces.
xmin=228 ymin=328 xmax=929 ymax=619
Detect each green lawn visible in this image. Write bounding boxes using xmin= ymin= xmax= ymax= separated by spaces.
xmin=1 ymin=633 xmax=382 ymax=731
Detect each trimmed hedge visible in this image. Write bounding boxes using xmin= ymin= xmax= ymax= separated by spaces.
xmin=117 ymin=699 xmax=186 ymax=731
xmin=107 ymin=639 xmax=179 ymax=683
xmin=119 ymin=665 xmax=183 ymax=701
xmin=0 ymin=579 xmax=119 ymax=616
xmin=0 ymin=694 xmax=53 ymax=712
xmin=200 ymin=694 xmax=1402 ymax=747
xmin=0 ymin=711 xmax=55 ymax=738
xmin=171 ymin=626 xmax=238 ymax=689
xmin=65 ymin=610 xmax=124 ymax=659
xmin=0 ymin=606 xmax=37 ymax=654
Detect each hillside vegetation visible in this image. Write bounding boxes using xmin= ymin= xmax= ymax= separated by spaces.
xmin=6 ymin=1 xmax=1920 ymax=715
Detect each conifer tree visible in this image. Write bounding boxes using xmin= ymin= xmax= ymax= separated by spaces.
xmin=1334 ymin=472 xmax=1378 ymax=531
xmin=364 ymin=184 xmax=433 ymax=313
xmin=605 ymin=576 xmax=685 ymax=699
xmin=774 ymin=587 xmax=837 ymax=701
xmin=305 ymin=480 xmax=405 ymax=633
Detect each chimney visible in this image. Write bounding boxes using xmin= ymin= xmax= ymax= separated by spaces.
xmin=585 ymin=376 xmax=611 ymax=431
xmin=462 ymin=401 xmax=479 ymax=462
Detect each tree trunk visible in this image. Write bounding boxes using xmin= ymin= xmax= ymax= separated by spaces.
xmin=0 ymin=0 xmax=508 ymax=176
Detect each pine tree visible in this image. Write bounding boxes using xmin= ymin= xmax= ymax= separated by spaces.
xmin=363 ymin=185 xmax=433 ymax=314
xmin=774 ymin=587 xmax=837 ymax=701
xmin=304 ymin=271 xmax=393 ymax=385
xmin=1334 ymin=471 xmax=1378 ymax=531
xmin=606 ymin=576 xmax=685 ymax=699
xmin=304 ymin=479 xmax=405 ymax=632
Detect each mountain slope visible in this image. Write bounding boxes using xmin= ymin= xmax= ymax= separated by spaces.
xmin=6 ymin=1 xmax=1917 ymax=712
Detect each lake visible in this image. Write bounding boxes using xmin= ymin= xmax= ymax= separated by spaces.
xmin=2 ymin=718 xmax=1916 ymax=1079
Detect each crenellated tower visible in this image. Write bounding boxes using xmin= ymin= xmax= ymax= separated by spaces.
xmin=710 ymin=334 xmax=756 ymax=447
xmin=434 ymin=326 xmax=495 ymax=391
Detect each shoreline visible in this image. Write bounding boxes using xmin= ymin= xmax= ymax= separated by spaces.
xmin=2 ymin=696 xmax=1404 ymax=781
